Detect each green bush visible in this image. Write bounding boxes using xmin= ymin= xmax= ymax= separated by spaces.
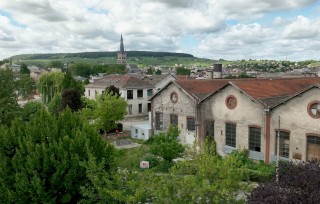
xmin=228 ymin=149 xmax=276 ymax=182
xmin=143 ymin=155 xmax=160 ymax=169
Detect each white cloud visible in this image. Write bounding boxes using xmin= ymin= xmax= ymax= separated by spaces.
xmin=0 ymin=0 xmax=319 ymax=60
xmin=282 ymin=16 xmax=320 ymax=39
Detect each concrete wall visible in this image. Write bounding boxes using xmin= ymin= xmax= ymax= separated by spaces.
xmin=85 ymin=87 xmax=105 ymax=99
xmin=200 ymin=85 xmax=265 ymax=157
xmin=124 ymin=88 xmax=151 ymax=117
xmin=85 ymin=87 xmax=151 ymax=117
xmin=151 ymin=83 xmax=197 ymax=144
xmin=270 ymin=87 xmax=320 ymax=162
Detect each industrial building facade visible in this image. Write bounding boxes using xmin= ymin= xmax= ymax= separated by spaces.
xmin=150 ymin=77 xmax=320 ymax=162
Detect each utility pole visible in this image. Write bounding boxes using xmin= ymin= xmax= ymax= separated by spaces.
xmin=276 ymin=115 xmax=280 ymax=183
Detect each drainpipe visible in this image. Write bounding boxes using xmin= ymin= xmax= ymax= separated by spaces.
xmin=264 ymin=107 xmax=271 ymax=163
xmin=150 ymin=101 xmax=154 ymax=136
xmin=195 ymin=102 xmax=201 ymax=152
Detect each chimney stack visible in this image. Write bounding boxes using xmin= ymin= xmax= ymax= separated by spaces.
xmin=213 ymin=64 xmax=222 ymax=79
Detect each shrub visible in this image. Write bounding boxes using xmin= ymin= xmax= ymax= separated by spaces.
xmin=143 ymin=155 xmax=160 ymax=169
xmin=149 ymin=126 xmax=185 ymax=163
xmin=248 ymin=159 xmax=320 ymax=203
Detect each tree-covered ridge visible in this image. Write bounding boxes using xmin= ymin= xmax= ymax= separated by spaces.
xmin=10 ymin=51 xmax=194 ymax=60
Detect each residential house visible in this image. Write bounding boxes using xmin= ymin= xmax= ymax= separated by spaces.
xmin=85 ymin=75 xmax=154 ymax=117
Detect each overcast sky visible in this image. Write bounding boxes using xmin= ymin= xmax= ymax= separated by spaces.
xmin=1 ymin=0 xmax=320 ymax=61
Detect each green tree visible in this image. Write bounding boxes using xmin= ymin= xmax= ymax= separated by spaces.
xmin=0 ymin=69 xmax=20 ymax=125
xmin=176 ymin=67 xmax=190 ymax=76
xmin=48 ymin=93 xmax=62 ymax=116
xmin=155 ymin=69 xmax=162 ymax=75
xmin=80 ymin=97 xmax=98 ymax=121
xmin=105 ymin=85 xmax=120 ymax=96
xmin=48 ymin=60 xmax=64 ymax=68
xmin=149 ymin=126 xmax=185 ymax=163
xmin=37 ymin=72 xmax=64 ymax=103
xmin=224 ymin=74 xmax=237 ymax=79
xmin=94 ymin=93 xmax=127 ymax=132
xmin=60 ymin=89 xmax=83 ymax=112
xmin=146 ymin=67 xmax=154 ymax=75
xmin=16 ymin=74 xmax=35 ymax=100
xmin=61 ymin=71 xmax=84 ymax=94
xmin=20 ymin=101 xmax=45 ymax=121
xmin=19 ymin=63 xmax=30 ymax=75
xmin=69 ymin=63 xmax=92 ymax=78
xmin=0 ymin=109 xmax=115 ymax=203
xmin=238 ymin=73 xmax=251 ymax=78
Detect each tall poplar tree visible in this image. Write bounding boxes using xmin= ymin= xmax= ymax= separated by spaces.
xmin=0 ymin=69 xmax=20 ymax=125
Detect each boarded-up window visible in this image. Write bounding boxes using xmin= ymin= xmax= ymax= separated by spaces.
xmin=155 ymin=112 xmax=163 ymax=131
xmin=226 ymin=123 xmax=236 ymax=147
xmin=128 ymin=104 xmax=132 ymax=115
xmin=275 ymin=131 xmax=290 ymax=158
xmin=205 ymin=120 xmax=214 ymax=137
xmin=170 ymin=114 xmax=178 ymax=127
xmin=249 ymin=127 xmax=261 ymax=152
xmin=307 ymin=136 xmax=320 ymax=160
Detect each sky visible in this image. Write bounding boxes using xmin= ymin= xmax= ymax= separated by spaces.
xmin=1 ymin=0 xmax=320 ymax=61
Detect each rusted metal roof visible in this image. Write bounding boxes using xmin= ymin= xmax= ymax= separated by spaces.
xmin=232 ymin=78 xmax=320 ymax=99
xmin=176 ymin=77 xmax=320 ymax=106
xmin=85 ymin=75 xmax=154 ymax=89
xmin=175 ymin=79 xmax=230 ymax=100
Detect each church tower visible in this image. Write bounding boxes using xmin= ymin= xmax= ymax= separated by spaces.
xmin=117 ymin=34 xmax=127 ymax=64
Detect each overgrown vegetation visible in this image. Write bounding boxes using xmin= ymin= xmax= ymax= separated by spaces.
xmin=83 ymin=140 xmax=275 ymax=203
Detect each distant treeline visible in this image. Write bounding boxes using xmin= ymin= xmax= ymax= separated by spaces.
xmin=13 ymin=51 xmax=194 ymax=60
xmin=69 ymin=63 xmax=126 ymax=78
xmin=66 ymin=51 xmax=193 ymax=58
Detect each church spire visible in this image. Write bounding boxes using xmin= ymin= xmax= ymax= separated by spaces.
xmin=120 ymin=34 xmax=125 ymax=53
xmin=117 ymin=34 xmax=127 ymax=64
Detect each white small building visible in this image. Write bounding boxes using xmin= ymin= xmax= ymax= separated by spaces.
xmin=131 ymin=123 xmax=152 ymax=140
